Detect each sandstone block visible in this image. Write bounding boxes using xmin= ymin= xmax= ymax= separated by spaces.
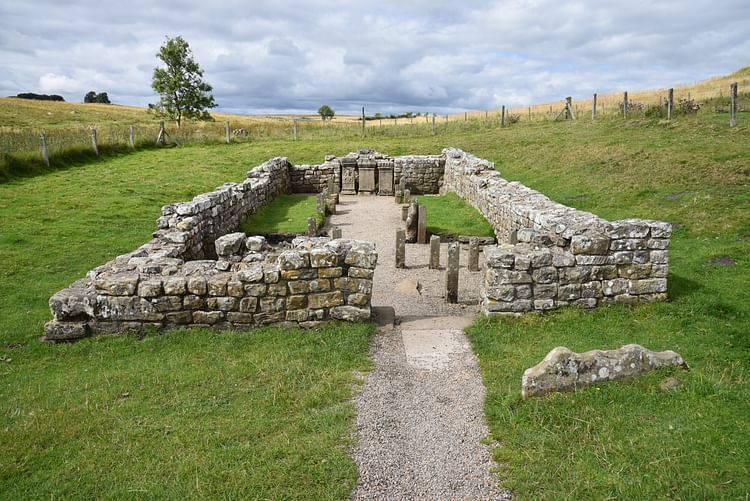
xmin=570 ymin=232 xmax=610 ymax=255
xmin=603 ymin=278 xmax=629 ymax=296
xmin=319 ymin=267 xmax=344 ymax=278
xmin=244 ymin=283 xmax=267 ymax=296
xmin=227 ymin=312 xmax=254 ymax=323
xmin=207 ymin=297 xmax=237 ymax=311
xmin=267 ymin=283 xmax=288 ymax=296
xmin=486 ymin=285 xmax=516 ymax=302
xmin=629 ymin=278 xmax=667 ymax=295
xmin=516 ymin=285 xmax=533 ymax=299
xmin=330 ymin=306 xmax=371 ymax=321
xmin=485 ymin=246 xmax=515 ymax=269
xmin=286 ymin=310 xmax=309 ymax=322
xmin=183 ymin=295 xmax=204 ymax=310
xmin=347 ymin=293 xmax=370 ymax=306
xmin=245 ymin=236 xmax=266 ymax=252
xmin=238 ymin=265 xmax=264 ymax=282
xmin=239 ymin=297 xmax=258 ymax=313
xmin=187 ymin=276 xmax=207 ymax=296
xmin=193 ymin=311 xmax=223 ymax=324
xmin=308 ymin=291 xmax=344 ymax=309
xmin=487 ymin=268 xmax=532 ymax=285
xmin=151 ymin=296 xmax=183 ymax=312
xmin=95 ymin=272 xmax=139 ymax=296
xmin=227 ymin=280 xmax=245 ymax=297
xmin=44 ymin=321 xmax=89 ymax=341
xmin=530 ymin=249 xmax=553 ymax=267
xmin=617 ymin=263 xmax=653 ymax=279
xmin=534 ymin=299 xmax=556 ymax=311
xmin=533 ymin=283 xmax=558 ymax=299
xmin=522 ymin=344 xmax=687 ymax=399
xmin=575 ymin=255 xmax=614 ymax=265
xmin=551 ymin=250 xmax=576 ymax=267
xmin=165 ymin=311 xmax=192 ymax=324
xmin=345 ymin=243 xmax=378 ymax=269
xmin=215 ymin=232 xmax=246 ymax=257
xmin=650 ymin=250 xmax=669 ymax=264
xmin=260 ymin=297 xmax=286 ymax=312
xmin=558 ymin=283 xmax=582 ymax=301
xmin=531 ymin=266 xmax=557 ymax=284
xmin=163 ymin=276 xmax=187 ymax=295
xmin=278 ymin=250 xmax=310 ymax=270
xmin=610 ymin=220 xmax=651 ymax=239
xmin=309 ymin=248 xmax=338 ymax=268
xmin=287 ymin=295 xmax=307 ymax=310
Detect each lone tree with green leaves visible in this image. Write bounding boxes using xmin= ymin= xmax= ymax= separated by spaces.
xmin=318 ymin=104 xmax=335 ymax=121
xmin=151 ymin=36 xmax=216 ymax=128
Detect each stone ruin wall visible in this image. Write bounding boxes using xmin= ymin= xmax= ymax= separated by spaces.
xmin=44 ymin=156 xmax=377 ymax=341
xmin=44 ymin=147 xmax=672 ymax=340
xmin=439 ymin=148 xmax=672 ymax=315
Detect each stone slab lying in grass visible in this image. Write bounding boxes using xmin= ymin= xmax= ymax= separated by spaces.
xmin=521 ymin=344 xmax=688 ymax=399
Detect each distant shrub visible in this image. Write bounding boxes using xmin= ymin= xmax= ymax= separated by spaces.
xmin=645 ymin=103 xmax=667 ymax=118
xmin=16 ymin=93 xmax=64 ymax=102
xmin=619 ymin=100 xmax=645 ymax=114
xmin=84 ymin=91 xmax=111 ymax=104
xmin=507 ymin=114 xmax=521 ymax=124
xmin=676 ymin=97 xmax=700 ymax=115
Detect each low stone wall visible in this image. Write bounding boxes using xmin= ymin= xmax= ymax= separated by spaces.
xmin=156 ymin=157 xmax=290 ymax=260
xmin=440 ymin=147 xmax=672 ymax=315
xmin=45 ymin=236 xmax=376 ymax=341
xmin=395 ymin=155 xmax=445 ymax=195
xmin=289 ymin=161 xmax=339 ymax=193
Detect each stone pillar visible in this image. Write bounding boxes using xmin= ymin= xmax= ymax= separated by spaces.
xmin=358 ymin=158 xmax=377 ymax=194
xmin=307 ymin=217 xmax=317 ymax=237
xmin=401 ymin=205 xmax=409 ymax=221
xmin=378 ymin=160 xmax=394 ymax=196
xmin=468 ymin=237 xmax=480 ymax=272
xmin=316 ymin=192 xmax=325 ymax=214
xmin=429 ymin=235 xmax=440 ymax=269
xmin=403 ymin=189 xmax=411 ymax=203
xmin=395 ymin=229 xmax=406 ymax=268
xmin=417 ymin=205 xmax=427 ymax=244
xmin=405 ymin=203 xmax=418 ymax=243
xmin=341 ymin=157 xmax=357 ymax=195
xmin=331 ymin=227 xmax=342 ymax=239
xmin=446 ymin=242 xmax=459 ymax=303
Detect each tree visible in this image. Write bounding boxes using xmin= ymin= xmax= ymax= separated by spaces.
xmin=150 ymin=36 xmax=216 ymax=127
xmin=84 ymin=91 xmax=97 ymax=103
xmin=96 ymin=92 xmax=110 ymax=104
xmin=318 ymin=105 xmax=335 ymax=121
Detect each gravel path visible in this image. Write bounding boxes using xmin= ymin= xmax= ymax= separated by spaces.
xmin=326 ymin=196 xmax=510 ymax=500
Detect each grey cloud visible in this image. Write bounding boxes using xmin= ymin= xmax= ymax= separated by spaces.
xmin=0 ymin=0 xmax=747 ymax=113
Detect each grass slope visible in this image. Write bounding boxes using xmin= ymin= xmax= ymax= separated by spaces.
xmin=0 ymin=109 xmax=748 ymax=498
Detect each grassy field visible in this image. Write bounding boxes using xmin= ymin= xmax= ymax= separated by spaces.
xmin=241 ymin=194 xmax=324 ymax=235
xmin=0 ymin=102 xmax=748 ymax=497
xmin=415 ymin=192 xmax=495 ymax=238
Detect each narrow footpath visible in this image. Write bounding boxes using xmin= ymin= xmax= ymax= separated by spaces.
xmin=326 ymin=196 xmax=511 ymax=500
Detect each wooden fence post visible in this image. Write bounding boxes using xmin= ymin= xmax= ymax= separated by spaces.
xmin=293 ymin=119 xmax=298 ymax=140
xmin=528 ymin=107 xmax=531 ymax=120
xmin=566 ymin=97 xmax=576 ymax=120
xmin=225 ymin=121 xmax=230 ymax=144
xmin=592 ymin=93 xmax=597 ymax=119
xmin=464 ymin=112 xmax=467 ymax=121
xmin=128 ymin=125 xmax=135 ymax=149
xmin=623 ymin=91 xmax=629 ymax=119
xmin=40 ymin=133 xmax=49 ymax=167
xmin=730 ymin=82 xmax=738 ymax=127
xmin=156 ymin=121 xmax=165 ymax=145
xmin=501 ymin=105 xmax=506 ymax=127
xmin=667 ymin=88 xmax=674 ymax=120
xmin=432 ymin=113 xmax=436 ymax=136
xmin=91 ymin=128 xmax=98 ymax=156
xmin=361 ymin=106 xmax=365 ymax=139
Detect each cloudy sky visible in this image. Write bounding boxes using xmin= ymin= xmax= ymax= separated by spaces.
xmin=1 ymin=0 xmax=748 ymax=115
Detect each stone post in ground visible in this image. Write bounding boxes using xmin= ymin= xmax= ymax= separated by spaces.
xmin=403 ymin=188 xmax=411 ymax=203
xmin=395 ymin=229 xmax=406 ymax=268
xmin=468 ymin=237 xmax=480 ymax=272
xmin=401 ymin=204 xmax=409 ymax=221
xmin=331 ymin=227 xmax=342 ymax=239
xmin=405 ymin=203 xmax=419 ymax=243
xmin=417 ymin=205 xmax=427 ymax=244
xmin=307 ymin=217 xmax=317 ymax=237
xmin=446 ymin=242 xmax=460 ymax=303
xmin=316 ymin=192 xmax=325 ymax=214
xmin=429 ymin=235 xmax=440 ymax=269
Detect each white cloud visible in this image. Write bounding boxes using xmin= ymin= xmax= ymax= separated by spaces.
xmin=0 ymin=0 xmax=748 ymax=112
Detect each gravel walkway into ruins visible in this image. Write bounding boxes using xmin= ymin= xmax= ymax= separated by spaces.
xmin=326 ymin=196 xmax=511 ymax=500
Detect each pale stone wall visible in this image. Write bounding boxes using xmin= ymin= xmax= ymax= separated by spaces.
xmin=289 ymin=161 xmax=339 ymax=193
xmin=394 ymin=155 xmax=445 ymax=195
xmin=439 ymin=147 xmax=672 ymax=315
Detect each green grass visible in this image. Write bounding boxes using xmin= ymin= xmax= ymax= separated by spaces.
xmin=0 ymin=106 xmax=749 ymax=498
xmin=415 ymin=192 xmax=495 ymax=238
xmin=241 ymin=194 xmax=324 ymax=235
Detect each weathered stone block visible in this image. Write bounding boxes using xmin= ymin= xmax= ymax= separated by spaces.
xmin=163 ymin=276 xmax=187 ymax=295
xmin=95 ymin=272 xmax=139 ymax=296
xmin=629 ymin=278 xmax=667 ymax=295
xmin=581 ymin=281 xmax=603 ymax=298
xmin=287 ymin=295 xmax=306 ymax=310
xmin=151 ymin=296 xmax=183 ymax=312
xmin=165 ymin=311 xmax=192 ymax=324
xmin=648 ymin=238 xmax=670 ymax=250
xmin=267 ymin=283 xmax=288 ymax=296
xmin=286 ymin=310 xmax=309 ymax=322
xmin=238 ymin=265 xmax=264 ymax=282
xmin=263 ymin=268 xmax=280 ymax=283
xmin=309 ymin=248 xmax=338 ymax=268
xmin=308 ymin=291 xmax=344 ymax=309
xmin=334 ymin=277 xmax=372 ymax=294
xmin=330 ymin=306 xmax=371 ymax=321
xmin=245 ymin=236 xmax=266 ymax=252
xmin=319 ymin=267 xmax=344 ymax=278
xmin=239 ymin=297 xmax=258 ymax=313
xmin=531 ymin=267 xmax=557 ymax=284
xmin=570 ymin=232 xmax=610 ymax=255
xmin=485 ymin=247 xmax=515 ymax=269
xmin=610 ymin=239 xmax=648 ymax=251
xmin=281 ymin=269 xmax=317 ymax=280
xmin=617 ymin=263 xmax=653 ymax=279
xmin=187 ymin=276 xmax=207 ymax=296
xmin=533 ymin=283 xmax=558 ymax=299
xmin=575 ymin=255 xmax=614 ymax=265
xmin=260 ymin=297 xmax=286 ymax=312
xmin=254 ymin=311 xmax=286 ymax=325
xmin=193 ymin=311 xmax=224 ymax=324
xmin=227 ymin=280 xmax=244 ymax=297
xmin=610 ymin=220 xmax=651 ymax=239
xmin=603 ymin=278 xmax=629 ymax=296
xmin=521 ymin=344 xmax=687 ymax=399
xmin=516 ymin=285 xmax=533 ymax=299
xmin=345 ymin=243 xmax=378 ymax=269
xmin=288 ymin=281 xmax=310 ymax=294
xmin=534 ymin=299 xmax=556 ymax=311
xmin=44 ymin=321 xmax=89 ymax=341
xmin=278 ymin=250 xmax=309 ymax=270
xmin=551 ymin=250 xmax=576 ymax=268
xmin=207 ymin=274 xmax=230 ymax=296
xmin=227 ymin=312 xmax=254 ymax=323
xmin=347 ymin=293 xmax=370 ymax=306
xmin=207 ymin=297 xmax=237 ymax=311
xmin=487 ymin=268 xmax=532 ymax=285
xmin=650 ymin=250 xmax=669 ymax=264
xmin=244 ymin=283 xmax=267 ymax=296
xmin=530 ymin=249 xmax=553 ymax=267
xmin=183 ymin=295 xmax=204 ymax=310
xmin=215 ymin=232 xmax=246 ymax=257
xmin=486 ymin=285 xmax=516 ymax=302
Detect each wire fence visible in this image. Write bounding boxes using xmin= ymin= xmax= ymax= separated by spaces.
xmin=2 ymin=81 xmax=747 ymax=176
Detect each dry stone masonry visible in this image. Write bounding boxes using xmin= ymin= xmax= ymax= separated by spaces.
xmin=45 ymin=147 xmax=672 ymax=340
xmin=439 ymin=148 xmax=672 ymax=315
